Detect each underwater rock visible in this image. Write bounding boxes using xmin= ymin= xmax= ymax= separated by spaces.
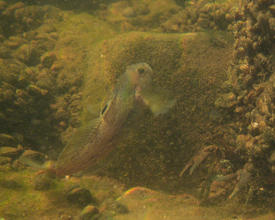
xmin=69 ymin=94 xmax=81 ymax=103
xmin=78 ymin=205 xmax=99 ymax=220
xmin=49 ymin=32 xmax=59 ymax=40
xmin=214 ymin=93 xmax=238 ymax=108
xmin=55 ymin=108 xmax=69 ymax=121
xmin=9 ymin=36 xmax=27 ymax=45
xmin=70 ymin=113 xmax=81 ymax=127
xmin=2 ymin=40 xmax=20 ymax=49
xmin=0 ymin=133 xmax=18 ymax=147
xmin=122 ymin=7 xmax=136 ymax=18
xmin=99 ymin=198 xmax=129 ymax=214
xmin=67 ymin=187 xmax=97 ymax=206
xmin=0 ymin=1 xmax=7 ymax=11
xmin=17 ymin=88 xmax=33 ymax=103
xmin=12 ymin=44 xmax=32 ymax=63
xmin=132 ymin=2 xmax=150 ymax=16
xmin=37 ymin=23 xmax=57 ymax=34
xmin=50 ymin=60 xmax=63 ymax=71
xmin=36 ymin=78 xmax=53 ymax=90
xmin=34 ymin=173 xmax=55 ymax=191
xmin=2 ymin=87 xmax=16 ymax=99
xmin=26 ymin=84 xmax=48 ymax=97
xmin=269 ymin=5 xmax=275 ymax=14
xmin=23 ymin=30 xmax=38 ymax=41
xmin=1 ymin=69 xmax=18 ymax=84
xmin=41 ymin=51 xmax=57 ymax=68
xmin=0 ymin=156 xmax=12 ymax=165
xmin=196 ymin=17 xmax=210 ymax=29
xmin=0 ymin=145 xmax=23 ymax=158
xmin=0 ymin=46 xmax=12 ymax=59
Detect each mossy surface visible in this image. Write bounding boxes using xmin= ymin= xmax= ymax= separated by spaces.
xmin=82 ymin=30 xmax=233 ymax=193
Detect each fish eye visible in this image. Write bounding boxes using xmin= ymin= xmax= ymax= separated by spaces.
xmin=138 ymin=68 xmax=145 ymax=75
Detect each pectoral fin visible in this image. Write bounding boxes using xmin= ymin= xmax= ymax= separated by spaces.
xmin=138 ymin=87 xmax=176 ymax=116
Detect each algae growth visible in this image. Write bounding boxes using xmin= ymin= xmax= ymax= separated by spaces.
xmin=1 ymin=0 xmax=275 ymax=219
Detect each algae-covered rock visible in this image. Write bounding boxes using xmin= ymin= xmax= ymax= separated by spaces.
xmin=99 ymin=198 xmax=129 ymax=214
xmin=0 ymin=146 xmax=23 ymax=158
xmin=41 ymin=51 xmax=57 ymax=68
xmin=67 ymin=187 xmax=97 ymax=206
xmin=34 ymin=173 xmax=56 ymax=191
xmin=0 ymin=133 xmax=18 ymax=147
xmin=0 ymin=155 xmax=12 ymax=165
xmin=82 ymin=30 xmax=233 ymax=191
xmin=78 ymin=205 xmax=99 ymax=220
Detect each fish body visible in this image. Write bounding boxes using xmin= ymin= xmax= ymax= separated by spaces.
xmin=21 ymin=62 xmax=176 ymax=177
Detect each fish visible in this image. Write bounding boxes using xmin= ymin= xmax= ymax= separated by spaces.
xmin=20 ymin=62 xmax=176 ymax=177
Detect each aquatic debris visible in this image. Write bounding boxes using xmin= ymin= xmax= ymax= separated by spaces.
xmin=21 ymin=62 xmax=176 ymax=177
xmin=180 ymin=145 xmax=218 ymax=176
xmin=180 ymin=143 xmax=254 ymax=202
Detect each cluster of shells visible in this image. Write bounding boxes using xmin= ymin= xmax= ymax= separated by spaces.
xmin=160 ymin=0 xmax=238 ymax=33
xmin=215 ymin=0 xmax=275 ymax=199
xmin=0 ymin=1 xmax=83 ymax=167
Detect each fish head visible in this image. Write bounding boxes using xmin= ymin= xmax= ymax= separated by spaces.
xmin=126 ymin=62 xmax=153 ymax=90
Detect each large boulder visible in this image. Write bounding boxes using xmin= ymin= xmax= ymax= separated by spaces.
xmin=82 ymin=30 xmax=233 ymax=192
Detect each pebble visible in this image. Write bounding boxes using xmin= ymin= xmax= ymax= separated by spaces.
xmin=67 ymin=186 xmax=97 ymax=206
xmin=34 ymin=173 xmax=55 ymax=191
xmin=77 ymin=205 xmax=99 ymax=220
xmin=122 ymin=7 xmax=136 ymax=18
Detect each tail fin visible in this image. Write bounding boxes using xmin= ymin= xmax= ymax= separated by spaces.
xmin=19 ymin=155 xmax=57 ymax=177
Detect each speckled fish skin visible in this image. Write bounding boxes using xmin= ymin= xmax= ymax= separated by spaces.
xmin=55 ymin=63 xmax=154 ymax=176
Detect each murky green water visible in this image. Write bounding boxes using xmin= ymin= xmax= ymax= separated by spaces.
xmin=1 ymin=0 xmax=275 ymax=219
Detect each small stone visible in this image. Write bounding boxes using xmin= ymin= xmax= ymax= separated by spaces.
xmin=99 ymin=198 xmax=129 ymax=214
xmin=12 ymin=44 xmax=32 ymax=63
xmin=122 ymin=7 xmax=136 ymax=18
xmin=55 ymin=108 xmax=68 ymax=120
xmin=26 ymin=84 xmax=48 ymax=97
xmin=41 ymin=52 xmax=57 ymax=68
xmin=0 ymin=46 xmax=12 ymax=59
xmin=23 ymin=30 xmax=38 ymax=41
xmin=214 ymin=93 xmax=238 ymax=108
xmin=49 ymin=32 xmax=59 ymax=40
xmin=78 ymin=205 xmax=99 ymax=220
xmin=0 ymin=156 xmax=12 ymax=165
xmin=34 ymin=173 xmax=55 ymax=191
xmin=37 ymin=24 xmax=57 ymax=34
xmin=0 ymin=1 xmax=7 ymax=11
xmin=0 ymin=145 xmax=23 ymax=157
xmin=0 ymin=134 xmax=18 ymax=147
xmin=132 ymin=2 xmax=150 ymax=15
xmin=269 ymin=5 xmax=275 ymax=14
xmin=197 ymin=18 xmax=210 ymax=29
xmin=67 ymin=187 xmax=97 ymax=206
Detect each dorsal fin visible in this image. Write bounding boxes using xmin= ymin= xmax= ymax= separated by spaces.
xmin=57 ymin=118 xmax=101 ymax=168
